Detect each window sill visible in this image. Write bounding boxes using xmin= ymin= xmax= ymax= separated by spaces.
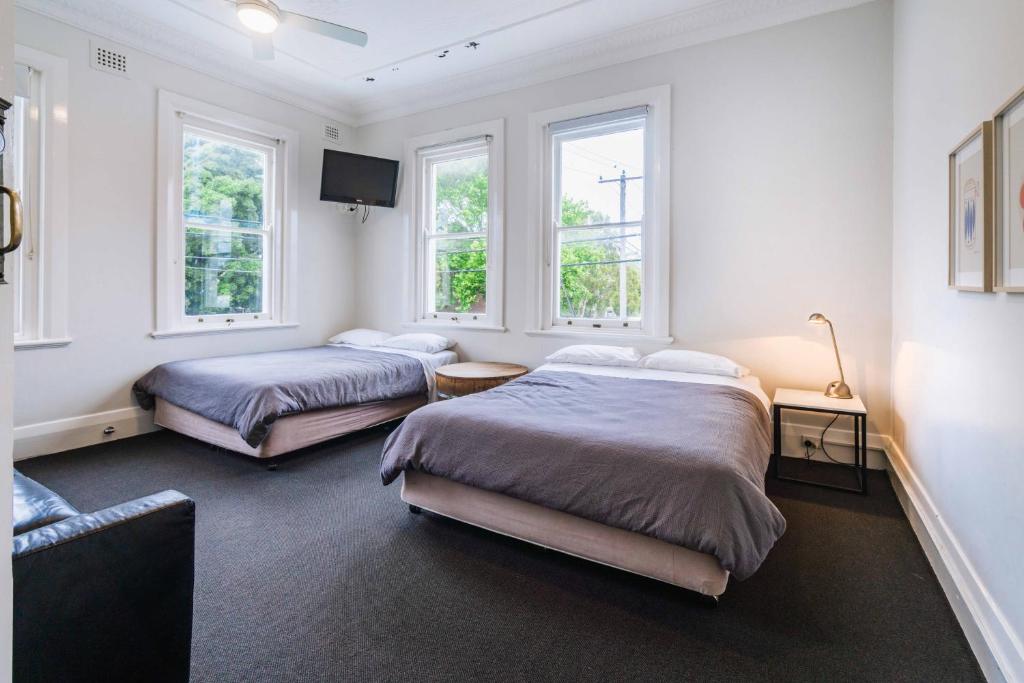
xmin=402 ymin=321 xmax=507 ymax=333
xmin=524 ymin=328 xmax=673 ymax=345
xmin=152 ymin=322 xmax=298 ymax=339
xmin=14 ymin=337 xmax=73 ymax=350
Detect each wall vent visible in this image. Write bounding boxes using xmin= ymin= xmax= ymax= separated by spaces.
xmin=322 ymin=122 xmax=341 ymax=144
xmin=90 ymin=41 xmax=129 ymax=77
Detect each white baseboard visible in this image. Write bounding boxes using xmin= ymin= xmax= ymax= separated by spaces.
xmin=885 ymin=437 xmax=1022 ymax=683
xmin=13 ymin=406 xmax=159 ymax=461
xmin=779 ymin=419 xmax=887 ymax=469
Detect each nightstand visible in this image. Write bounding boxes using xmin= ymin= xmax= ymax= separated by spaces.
xmin=772 ymin=388 xmax=868 ymax=495
xmin=435 ymin=362 xmax=528 ymax=399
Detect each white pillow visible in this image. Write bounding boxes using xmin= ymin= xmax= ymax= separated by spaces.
xmin=379 ymin=333 xmax=455 ymax=354
xmin=328 ymin=328 xmax=392 ymax=347
xmin=545 ymin=344 xmax=642 ymax=367
xmin=638 ymin=349 xmax=749 ymax=378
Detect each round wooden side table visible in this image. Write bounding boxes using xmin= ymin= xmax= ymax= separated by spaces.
xmin=435 ymin=362 xmax=528 ymax=399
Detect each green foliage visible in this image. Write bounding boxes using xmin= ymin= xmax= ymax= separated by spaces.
xmin=432 ymin=166 xmax=488 ymax=312
xmin=184 ymin=229 xmax=263 ymax=316
xmin=559 ymin=196 xmax=609 ymax=227
xmin=429 ymin=164 xmax=641 ymax=318
xmin=182 ymin=134 xmax=266 ymax=315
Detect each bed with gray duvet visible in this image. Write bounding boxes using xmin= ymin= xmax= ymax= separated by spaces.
xmin=380 ymin=364 xmax=785 ymax=597
xmin=134 ymin=344 xmax=454 ymax=458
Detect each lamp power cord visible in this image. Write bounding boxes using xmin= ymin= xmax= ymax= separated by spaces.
xmin=804 ymin=413 xmax=844 ymax=465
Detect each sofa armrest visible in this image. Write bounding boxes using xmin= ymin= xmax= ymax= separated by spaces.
xmin=13 ymin=490 xmax=196 ymax=683
xmin=13 ymin=489 xmax=192 ymax=557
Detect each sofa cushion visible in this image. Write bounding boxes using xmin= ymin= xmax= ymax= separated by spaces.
xmin=13 ymin=470 xmax=79 ymax=535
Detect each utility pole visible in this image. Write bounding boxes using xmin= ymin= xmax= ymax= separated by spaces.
xmin=599 ymin=169 xmax=643 ymax=223
xmin=598 ymin=170 xmax=642 ymax=318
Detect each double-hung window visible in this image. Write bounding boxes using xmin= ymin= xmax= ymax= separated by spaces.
xmin=8 ymin=46 xmax=70 ymax=349
xmin=408 ymin=119 xmax=504 ymax=329
xmin=156 ymin=90 xmax=297 ymax=336
xmin=530 ymin=87 xmax=670 ymax=341
xmin=551 ymin=108 xmax=647 ymax=327
xmin=7 ymin=64 xmax=36 ymax=343
xmin=181 ymin=124 xmax=274 ymax=321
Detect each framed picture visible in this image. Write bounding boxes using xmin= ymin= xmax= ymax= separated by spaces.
xmin=949 ymin=122 xmax=993 ymax=291
xmin=994 ymin=86 xmax=1024 ymax=292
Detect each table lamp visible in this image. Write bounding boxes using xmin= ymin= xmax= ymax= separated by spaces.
xmin=807 ymin=313 xmax=853 ymax=399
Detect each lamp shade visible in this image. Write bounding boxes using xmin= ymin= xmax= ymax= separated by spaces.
xmin=807 ymin=313 xmax=828 ymax=325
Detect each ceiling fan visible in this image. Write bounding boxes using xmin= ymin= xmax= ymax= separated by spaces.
xmin=229 ymin=0 xmax=368 ymax=60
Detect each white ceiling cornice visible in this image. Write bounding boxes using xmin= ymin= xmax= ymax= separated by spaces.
xmin=347 ymin=0 xmax=874 ymax=126
xmin=15 ymin=0 xmax=358 ymax=125
xmin=16 ymin=0 xmax=873 ymax=129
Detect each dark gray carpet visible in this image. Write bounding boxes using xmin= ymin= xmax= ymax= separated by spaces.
xmin=18 ymin=428 xmax=982 ymax=682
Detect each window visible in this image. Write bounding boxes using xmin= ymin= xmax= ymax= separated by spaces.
xmin=156 ymin=91 xmax=298 ymax=337
xmin=407 ymin=120 xmax=505 ymax=330
xmin=8 ymin=46 xmax=70 ymax=349
xmin=182 ymin=127 xmax=272 ymax=319
xmin=529 ymin=87 xmax=671 ymax=341
xmin=7 ymin=65 xmax=35 ymax=342
xmin=552 ymin=108 xmax=645 ymax=325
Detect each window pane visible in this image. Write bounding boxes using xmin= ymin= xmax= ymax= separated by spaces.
xmin=185 ymin=227 xmax=264 ymax=316
xmin=558 ymin=226 xmax=641 ymax=320
xmin=183 ymin=131 xmax=266 ymax=229
xmin=433 ymin=154 xmax=488 ymax=234
xmin=558 ymin=126 xmax=644 ymax=226
xmin=7 ymin=94 xmax=28 ymax=337
xmin=432 ymin=236 xmax=487 ymax=313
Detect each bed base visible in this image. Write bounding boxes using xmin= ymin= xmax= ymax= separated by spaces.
xmin=154 ymin=395 xmax=427 ymax=459
xmin=400 ymin=471 xmax=729 ymax=600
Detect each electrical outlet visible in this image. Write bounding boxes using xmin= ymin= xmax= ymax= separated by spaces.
xmin=803 ymin=438 xmax=818 ymax=449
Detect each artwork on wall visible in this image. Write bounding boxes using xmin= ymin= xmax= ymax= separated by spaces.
xmin=994 ymin=85 xmax=1024 ymax=292
xmin=948 ymin=122 xmax=993 ymax=292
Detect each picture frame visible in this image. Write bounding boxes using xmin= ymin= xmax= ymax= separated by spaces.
xmin=948 ymin=122 xmax=993 ymax=292
xmin=993 ymin=85 xmax=1024 ymax=292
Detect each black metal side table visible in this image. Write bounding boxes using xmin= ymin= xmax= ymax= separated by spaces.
xmin=772 ymin=388 xmax=868 ymax=495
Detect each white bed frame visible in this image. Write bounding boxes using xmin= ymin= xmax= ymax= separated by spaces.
xmin=401 ymin=470 xmax=729 ymax=599
xmin=155 ymin=395 xmax=426 ymax=459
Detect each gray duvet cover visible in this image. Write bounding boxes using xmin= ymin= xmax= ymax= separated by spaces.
xmin=134 ymin=346 xmax=426 ymax=447
xmin=381 ymin=370 xmax=785 ymax=579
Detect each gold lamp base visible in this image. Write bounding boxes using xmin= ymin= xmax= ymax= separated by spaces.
xmin=824 ymin=380 xmax=853 ymax=399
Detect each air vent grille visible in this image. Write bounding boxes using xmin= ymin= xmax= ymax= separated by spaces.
xmin=322 ymin=122 xmax=341 ymax=144
xmin=90 ymin=41 xmax=129 ymax=77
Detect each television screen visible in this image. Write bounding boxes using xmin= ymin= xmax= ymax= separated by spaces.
xmin=320 ymin=150 xmax=399 ymax=207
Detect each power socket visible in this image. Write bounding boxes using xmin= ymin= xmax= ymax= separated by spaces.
xmin=803 ymin=438 xmax=818 ymax=451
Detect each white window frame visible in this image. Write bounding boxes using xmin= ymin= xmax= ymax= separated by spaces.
xmin=403 ymin=119 xmax=505 ymax=332
xmin=155 ymin=90 xmax=298 ymax=338
xmin=12 ymin=45 xmax=71 ymax=350
xmin=526 ymin=86 xmax=672 ymax=344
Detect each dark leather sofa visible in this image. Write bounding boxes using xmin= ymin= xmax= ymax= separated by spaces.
xmin=12 ymin=469 xmax=196 ymax=683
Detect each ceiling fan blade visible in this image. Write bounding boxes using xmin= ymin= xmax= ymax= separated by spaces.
xmin=252 ymin=33 xmax=275 ymax=60
xmin=280 ymin=11 xmax=368 ymax=47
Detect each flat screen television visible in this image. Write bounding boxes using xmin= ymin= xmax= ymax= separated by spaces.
xmin=320 ymin=150 xmax=399 ymax=207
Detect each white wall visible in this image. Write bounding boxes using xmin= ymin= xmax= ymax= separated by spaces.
xmin=12 ymin=10 xmax=358 ymax=436
xmin=891 ymin=1 xmax=1024 ymax=680
xmin=354 ymin=1 xmax=895 ymax=437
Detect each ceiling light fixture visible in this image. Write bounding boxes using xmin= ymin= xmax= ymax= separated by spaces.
xmin=237 ymin=0 xmax=281 ymax=34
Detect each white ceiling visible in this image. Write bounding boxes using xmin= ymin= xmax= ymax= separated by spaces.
xmin=17 ymin=0 xmax=872 ymax=125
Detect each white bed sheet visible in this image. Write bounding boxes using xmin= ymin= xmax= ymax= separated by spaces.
xmin=537 ymin=362 xmax=771 ymax=414
xmin=330 ymin=343 xmax=458 ymax=396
